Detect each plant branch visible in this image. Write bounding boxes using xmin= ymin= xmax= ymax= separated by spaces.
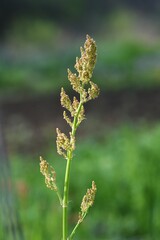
xmin=62 ymin=100 xmax=83 ymax=240
xmin=68 ymin=212 xmax=87 ymax=240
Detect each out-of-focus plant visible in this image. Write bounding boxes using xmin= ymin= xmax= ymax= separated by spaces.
xmin=39 ymin=35 xmax=99 ymax=240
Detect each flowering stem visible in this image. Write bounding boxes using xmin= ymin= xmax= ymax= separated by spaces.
xmin=62 ymin=153 xmax=72 ymax=240
xmin=68 ymin=221 xmax=80 ymax=240
xmin=40 ymin=35 xmax=99 ymax=240
xmin=68 ymin=212 xmax=87 ymax=240
xmin=62 ymin=101 xmax=83 ymax=240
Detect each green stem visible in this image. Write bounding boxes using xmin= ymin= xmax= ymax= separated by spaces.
xmin=56 ymin=190 xmax=63 ymax=206
xmin=62 ymin=154 xmax=72 ymax=240
xmin=68 ymin=212 xmax=87 ymax=240
xmin=62 ymin=101 xmax=83 ymax=240
xmin=68 ymin=221 xmax=80 ymax=240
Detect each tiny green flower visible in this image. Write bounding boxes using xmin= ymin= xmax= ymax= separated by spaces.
xmin=79 ymin=181 xmax=97 ymax=223
xmin=40 ymin=156 xmax=57 ymax=191
xmin=56 ymin=128 xmax=74 ymax=159
xmin=60 ymin=87 xmax=73 ymax=113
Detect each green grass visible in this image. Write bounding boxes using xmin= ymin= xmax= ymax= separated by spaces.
xmin=5 ymin=123 xmax=160 ymax=240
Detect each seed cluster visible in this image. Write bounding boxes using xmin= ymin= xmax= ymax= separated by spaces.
xmin=40 ymin=156 xmax=57 ymax=191
xmin=67 ymin=35 xmax=99 ymax=103
xmin=56 ymin=128 xmax=75 ymax=159
xmin=57 ymin=35 xmax=99 ymax=161
xmin=79 ymin=181 xmax=97 ymax=222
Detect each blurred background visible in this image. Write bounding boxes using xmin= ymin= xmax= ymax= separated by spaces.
xmin=0 ymin=0 xmax=160 ymax=239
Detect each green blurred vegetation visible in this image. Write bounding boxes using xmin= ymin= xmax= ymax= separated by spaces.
xmin=1 ymin=38 xmax=159 ymax=95
xmin=7 ymin=123 xmax=160 ymax=240
xmin=0 ymin=10 xmax=160 ymax=97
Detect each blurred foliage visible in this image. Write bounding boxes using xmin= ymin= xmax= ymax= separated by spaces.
xmin=97 ymin=39 xmax=160 ymax=90
xmin=0 ymin=9 xmax=160 ymax=97
xmin=1 ymin=0 xmax=159 ymax=36
xmin=7 ymin=18 xmax=61 ymax=46
xmin=6 ymin=123 xmax=160 ymax=240
xmin=0 ymin=36 xmax=159 ymax=96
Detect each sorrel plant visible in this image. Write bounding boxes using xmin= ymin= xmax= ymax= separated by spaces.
xmin=39 ymin=35 xmax=100 ymax=240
